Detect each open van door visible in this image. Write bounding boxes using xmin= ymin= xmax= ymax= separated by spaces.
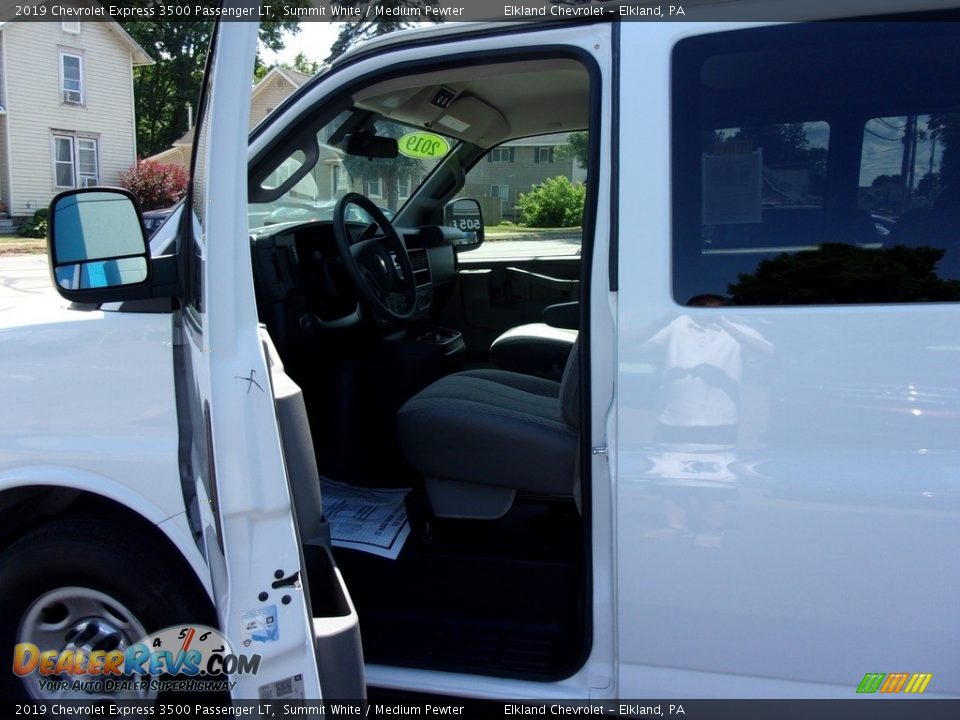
xmin=178 ymin=17 xmax=347 ymax=698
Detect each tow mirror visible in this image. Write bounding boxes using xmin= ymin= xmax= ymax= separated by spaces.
xmin=444 ymin=198 xmax=484 ymax=251
xmin=48 ymin=188 xmax=178 ymax=303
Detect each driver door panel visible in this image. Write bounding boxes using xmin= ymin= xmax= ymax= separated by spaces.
xmin=441 ymin=256 xmax=581 ymax=358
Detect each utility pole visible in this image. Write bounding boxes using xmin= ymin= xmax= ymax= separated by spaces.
xmin=899 ymin=114 xmax=917 ymax=214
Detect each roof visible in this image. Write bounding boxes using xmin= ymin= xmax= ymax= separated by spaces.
xmin=333 ymin=0 xmax=960 ymax=65
xmin=105 ymin=18 xmax=154 ymax=66
xmin=172 ymin=126 xmax=195 ymax=147
xmin=251 ymin=66 xmax=315 ymax=100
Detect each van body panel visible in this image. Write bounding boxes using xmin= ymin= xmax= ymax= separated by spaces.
xmin=616 ymin=20 xmax=960 ymax=697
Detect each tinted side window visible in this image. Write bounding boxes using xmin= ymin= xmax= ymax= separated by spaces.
xmin=672 ymin=23 xmax=960 ymax=306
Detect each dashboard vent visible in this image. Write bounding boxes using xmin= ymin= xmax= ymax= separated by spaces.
xmin=408 ymin=248 xmax=429 ymax=273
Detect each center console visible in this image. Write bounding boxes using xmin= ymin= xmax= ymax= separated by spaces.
xmin=373 ymin=325 xmax=465 ymax=404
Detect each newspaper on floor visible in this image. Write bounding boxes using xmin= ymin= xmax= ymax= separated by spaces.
xmin=319 ymin=478 xmax=411 ymax=560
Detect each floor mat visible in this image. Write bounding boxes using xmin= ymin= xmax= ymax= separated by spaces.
xmin=319 ymin=478 xmax=411 ymax=560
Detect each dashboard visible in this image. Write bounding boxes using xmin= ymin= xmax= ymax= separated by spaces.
xmin=250 ymin=220 xmax=460 ymax=349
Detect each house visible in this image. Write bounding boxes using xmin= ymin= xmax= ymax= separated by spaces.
xmin=460 ymin=132 xmax=587 ymax=222
xmin=0 ymin=13 xmax=153 ymax=223
xmin=147 ymin=66 xmax=315 ymax=171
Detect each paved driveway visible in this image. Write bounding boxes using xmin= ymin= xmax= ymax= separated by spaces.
xmin=0 ymin=255 xmax=60 ymax=315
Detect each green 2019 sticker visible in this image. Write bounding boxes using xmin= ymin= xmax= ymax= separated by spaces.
xmin=398 ymin=132 xmax=450 ymax=159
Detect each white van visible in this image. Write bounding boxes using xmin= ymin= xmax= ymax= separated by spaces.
xmin=2 ymin=2 xmax=959 ymax=703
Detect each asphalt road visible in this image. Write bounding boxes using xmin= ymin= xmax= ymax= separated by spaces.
xmin=0 ymin=255 xmax=58 ymax=314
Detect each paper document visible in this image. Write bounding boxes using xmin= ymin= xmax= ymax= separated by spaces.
xmin=320 ymin=479 xmax=411 ymax=560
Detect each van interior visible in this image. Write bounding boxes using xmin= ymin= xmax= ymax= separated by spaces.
xmin=246 ymin=52 xmax=597 ymax=682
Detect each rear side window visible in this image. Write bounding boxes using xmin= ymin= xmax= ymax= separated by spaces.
xmin=672 ymin=23 xmax=960 ymax=306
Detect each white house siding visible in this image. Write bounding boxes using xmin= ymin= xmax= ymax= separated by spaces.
xmin=0 ymin=118 xmax=9 ymax=211
xmin=249 ymin=69 xmax=310 ymax=130
xmin=0 ymin=32 xmax=10 ymax=210
xmin=2 ymin=22 xmax=139 ymax=218
xmin=250 ymin=76 xmax=293 ymax=130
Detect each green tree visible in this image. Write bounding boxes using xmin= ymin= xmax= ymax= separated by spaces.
xmin=122 ymin=1 xmax=305 ymax=157
xmin=557 ymin=131 xmax=589 ymax=170
xmin=728 ymin=244 xmax=960 ymax=305
xmin=516 ymin=176 xmax=586 ymax=228
xmin=928 ymin=113 xmax=960 ymax=189
xmin=871 ymin=174 xmax=901 ymax=188
xmin=327 ymin=1 xmax=443 ymax=62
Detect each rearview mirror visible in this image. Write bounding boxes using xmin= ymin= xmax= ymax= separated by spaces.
xmin=445 ymin=198 xmax=484 ymax=251
xmin=344 ymin=133 xmax=398 ymax=159
xmin=48 ymin=188 xmax=179 ymax=304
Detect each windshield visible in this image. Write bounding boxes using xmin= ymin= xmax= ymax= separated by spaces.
xmin=249 ymin=111 xmax=456 ymax=230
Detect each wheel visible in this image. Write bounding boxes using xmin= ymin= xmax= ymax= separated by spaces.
xmin=0 ymin=516 xmax=215 ymax=700
xmin=332 ymin=192 xmax=417 ymax=324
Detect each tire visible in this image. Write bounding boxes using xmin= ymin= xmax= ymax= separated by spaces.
xmin=0 ymin=516 xmax=215 ymax=700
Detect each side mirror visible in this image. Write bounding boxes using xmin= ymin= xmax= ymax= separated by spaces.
xmin=444 ymin=198 xmax=484 ymax=251
xmin=48 ymin=188 xmax=178 ymax=304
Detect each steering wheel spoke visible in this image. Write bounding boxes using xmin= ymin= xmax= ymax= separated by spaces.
xmin=332 ymin=193 xmax=417 ymax=324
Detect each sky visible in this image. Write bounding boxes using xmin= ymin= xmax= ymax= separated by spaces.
xmin=259 ymin=22 xmax=345 ymax=67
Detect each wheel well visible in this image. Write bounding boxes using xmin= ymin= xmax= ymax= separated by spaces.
xmin=0 ymin=486 xmax=209 ymax=606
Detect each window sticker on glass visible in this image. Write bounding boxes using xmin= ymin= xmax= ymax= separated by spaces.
xmin=702 ymin=148 xmax=763 ymax=225
xmin=397 ymin=132 xmax=450 ymax=159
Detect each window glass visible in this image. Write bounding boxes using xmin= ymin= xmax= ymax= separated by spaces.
xmin=77 ymin=138 xmax=98 ymax=184
xmin=859 ymin=114 xmax=960 ymax=281
xmin=458 ymin=132 xmax=587 ymax=258
xmin=61 ymin=53 xmax=82 ymax=103
xmin=248 ymin=112 xmax=452 ymax=230
xmin=673 ymin=24 xmax=960 ymax=305
xmin=488 ymin=147 xmax=515 ymax=163
xmin=54 ymin=136 xmax=75 ymax=187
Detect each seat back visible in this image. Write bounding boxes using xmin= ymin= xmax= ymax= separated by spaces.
xmin=559 ymin=340 xmax=580 ymax=431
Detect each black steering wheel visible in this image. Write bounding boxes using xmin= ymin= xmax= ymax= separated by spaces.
xmin=332 ymin=193 xmax=417 ymax=324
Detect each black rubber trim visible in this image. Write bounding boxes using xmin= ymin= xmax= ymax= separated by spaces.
xmin=608 ymin=21 xmax=621 ymax=292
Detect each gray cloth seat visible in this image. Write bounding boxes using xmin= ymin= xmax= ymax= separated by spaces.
xmin=398 ymin=344 xmax=580 ymax=519
xmin=489 ymin=323 xmax=578 ymax=379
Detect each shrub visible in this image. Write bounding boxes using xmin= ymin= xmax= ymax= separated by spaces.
xmin=120 ymin=160 xmax=189 ymax=211
xmin=18 ymin=209 xmax=48 ymax=238
xmin=516 ymin=176 xmax=585 ymax=228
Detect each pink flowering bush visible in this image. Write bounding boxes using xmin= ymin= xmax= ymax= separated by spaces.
xmin=121 ymin=160 xmax=189 ymax=211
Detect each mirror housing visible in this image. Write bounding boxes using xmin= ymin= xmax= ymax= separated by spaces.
xmin=48 ymin=188 xmax=179 ymax=304
xmin=444 ymin=198 xmax=484 ymax=251
xmin=344 ymin=133 xmax=398 ymax=159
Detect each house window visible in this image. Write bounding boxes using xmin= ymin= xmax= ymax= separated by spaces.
xmin=60 ymin=51 xmax=83 ymax=105
xmin=366 ymin=178 xmax=382 ymax=197
xmin=61 ymin=22 xmax=80 ymax=34
xmin=53 ymin=134 xmax=98 ymax=188
xmin=490 ymin=184 xmax=509 ymax=201
xmin=77 ymin=138 xmax=99 ymax=186
xmin=487 ymin=147 xmax=515 ymax=163
xmin=534 ymin=147 xmax=555 ymax=164
xmin=397 ymin=175 xmax=410 ymax=198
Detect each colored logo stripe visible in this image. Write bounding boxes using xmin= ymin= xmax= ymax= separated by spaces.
xmin=880 ymin=673 xmax=910 ymax=693
xmin=857 ymin=673 xmax=885 ymax=693
xmin=904 ymin=674 xmax=933 ymax=694
xmin=857 ymin=672 xmax=932 ymax=694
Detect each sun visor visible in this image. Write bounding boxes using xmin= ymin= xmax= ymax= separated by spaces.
xmin=433 ymin=97 xmax=510 ymax=147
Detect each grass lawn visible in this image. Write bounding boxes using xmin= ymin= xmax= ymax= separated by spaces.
xmin=484 ymin=226 xmax=581 ymax=240
xmin=0 ymin=237 xmax=45 ymax=256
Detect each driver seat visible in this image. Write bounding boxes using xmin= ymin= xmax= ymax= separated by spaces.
xmin=397 ymin=343 xmax=580 ymax=519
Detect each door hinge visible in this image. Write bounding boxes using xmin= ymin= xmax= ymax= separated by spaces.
xmin=592 ymin=445 xmax=608 ymax=455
